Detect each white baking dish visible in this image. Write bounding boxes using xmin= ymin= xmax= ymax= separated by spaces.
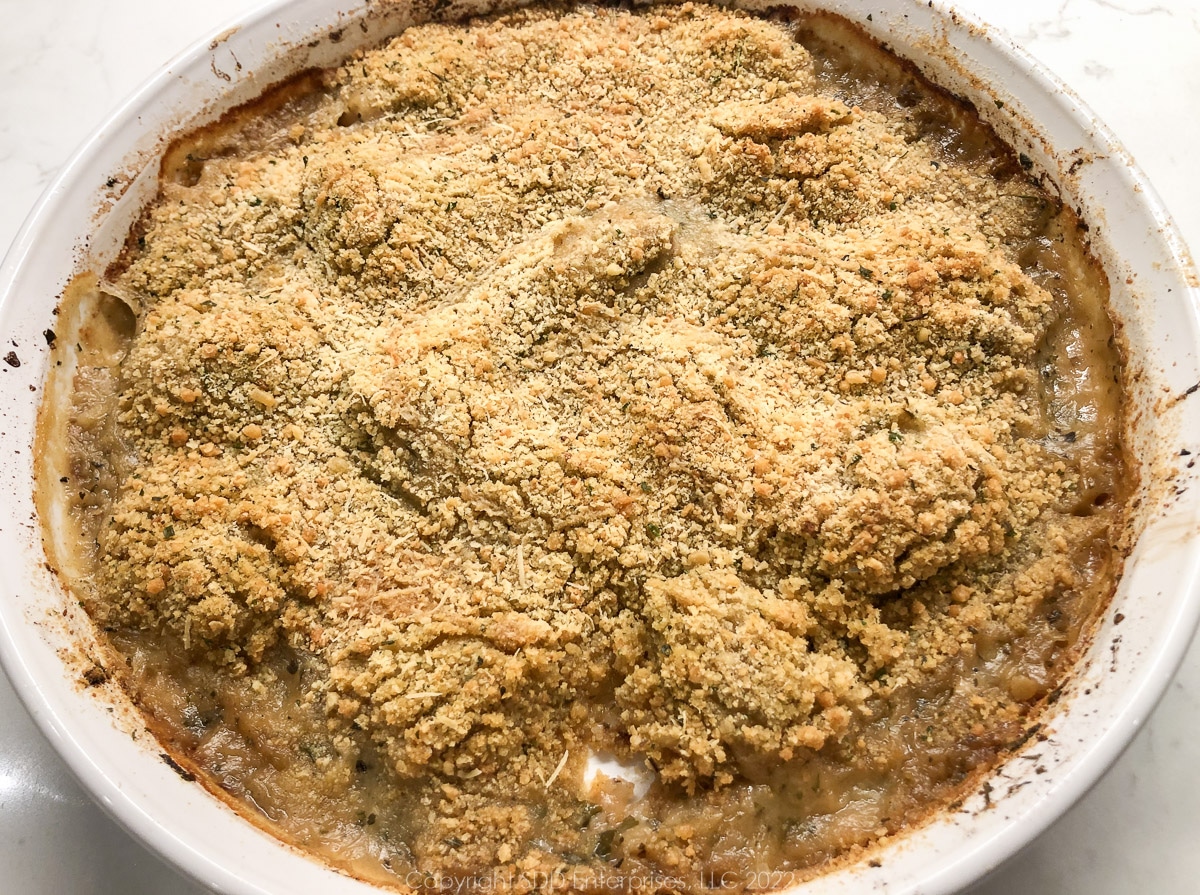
xmin=1 ymin=1 xmax=1198 ymax=893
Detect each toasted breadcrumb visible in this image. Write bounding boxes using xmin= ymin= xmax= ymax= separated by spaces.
xmin=73 ymin=3 xmax=1125 ymax=887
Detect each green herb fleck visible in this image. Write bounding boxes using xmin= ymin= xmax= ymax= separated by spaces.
xmin=595 ymin=829 xmax=617 ymax=858
xmin=578 ymin=804 xmax=602 ymax=829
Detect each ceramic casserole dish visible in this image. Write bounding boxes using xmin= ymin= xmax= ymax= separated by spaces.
xmin=1 ymin=1 xmax=1199 ymax=893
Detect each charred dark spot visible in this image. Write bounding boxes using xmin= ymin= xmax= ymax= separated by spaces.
xmin=3 ymin=351 xmax=19 ymax=368
xmin=43 ymin=329 xmax=57 ymax=346
xmin=83 ymin=664 xmax=108 ymax=686
xmin=1006 ymin=723 xmax=1042 ymax=752
xmin=160 ymin=753 xmax=197 ymax=782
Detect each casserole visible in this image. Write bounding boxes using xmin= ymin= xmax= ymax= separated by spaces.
xmin=1 ymin=1 xmax=1198 ymax=893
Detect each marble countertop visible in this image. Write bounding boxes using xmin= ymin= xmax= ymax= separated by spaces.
xmin=1 ymin=1 xmax=1197 ymax=892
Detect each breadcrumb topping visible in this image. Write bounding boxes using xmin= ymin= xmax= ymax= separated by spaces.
xmin=70 ymin=2 xmax=1125 ymax=886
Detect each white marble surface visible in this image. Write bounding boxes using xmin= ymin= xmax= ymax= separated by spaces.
xmin=1 ymin=0 xmax=1197 ymax=892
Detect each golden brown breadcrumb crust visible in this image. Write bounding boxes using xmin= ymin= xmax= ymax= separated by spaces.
xmin=66 ymin=2 xmax=1125 ymax=888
